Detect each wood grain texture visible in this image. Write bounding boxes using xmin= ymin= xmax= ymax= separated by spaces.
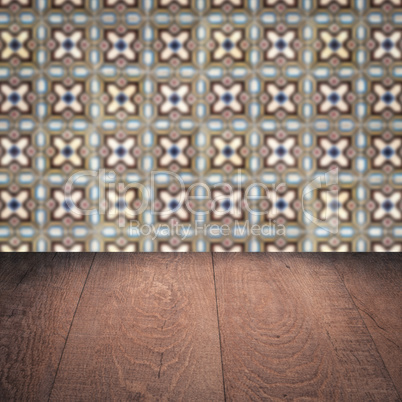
xmin=1 ymin=253 xmax=401 ymax=401
xmin=0 ymin=253 xmax=45 ymax=293
xmin=49 ymin=253 xmax=224 ymax=401
xmin=213 ymin=253 xmax=400 ymax=401
xmin=0 ymin=253 xmax=95 ymax=401
xmin=333 ymin=253 xmax=402 ymax=398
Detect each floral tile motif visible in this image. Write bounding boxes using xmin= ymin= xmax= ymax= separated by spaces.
xmin=0 ymin=0 xmax=401 ymax=251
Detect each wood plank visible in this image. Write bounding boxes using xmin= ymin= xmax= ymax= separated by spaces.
xmin=0 ymin=253 xmax=49 ymax=292
xmin=0 ymin=253 xmax=95 ymax=401
xmin=333 ymin=253 xmax=402 ymax=397
xmin=50 ymin=253 xmax=224 ymax=401
xmin=213 ymin=253 xmax=399 ymax=401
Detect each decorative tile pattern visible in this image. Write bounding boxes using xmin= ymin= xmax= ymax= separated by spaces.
xmin=0 ymin=0 xmax=401 ymax=251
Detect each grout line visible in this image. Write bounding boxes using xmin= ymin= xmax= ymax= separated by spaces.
xmin=210 ymin=252 xmax=227 ymax=402
xmin=332 ymin=259 xmax=402 ymax=401
xmin=47 ymin=252 xmax=97 ymax=402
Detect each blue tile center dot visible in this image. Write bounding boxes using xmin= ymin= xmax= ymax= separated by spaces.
xmin=223 ymin=39 xmax=234 ymax=51
xmin=276 ymin=145 xmax=287 ymax=157
xmin=115 ymin=145 xmax=127 ymax=157
xmin=275 ymin=92 xmax=287 ymax=104
xmin=329 ymin=200 xmax=340 ymax=211
xmin=116 ymin=199 xmax=126 ymax=210
xmin=115 ymin=39 xmax=127 ymax=51
xmin=276 ymin=199 xmax=287 ymax=210
xmin=9 ymin=92 xmax=20 ymax=104
xmin=221 ymin=199 xmax=231 ymax=211
xmin=328 ymin=92 xmax=340 ymax=104
xmin=9 ymin=145 xmax=20 ymax=157
xmin=10 ymin=38 xmax=21 ymax=51
xmin=222 ymin=92 xmax=233 ymax=104
xmin=116 ymin=93 xmax=127 ymax=104
xmin=329 ymin=39 xmax=340 ymax=51
xmin=169 ymin=199 xmax=179 ymax=210
xmin=169 ymin=39 xmax=181 ymax=51
xmin=63 ymin=92 xmax=74 ymax=104
xmin=8 ymin=199 xmax=20 ymax=211
xmin=169 ymin=93 xmax=180 ymax=104
xmin=382 ymin=146 xmax=394 ymax=158
xmin=222 ymin=145 xmax=233 ymax=157
xmin=328 ymin=146 xmax=340 ymax=158
xmin=382 ymin=200 xmax=393 ymax=211
xmin=63 ymin=38 xmax=74 ymax=51
xmin=382 ymin=39 xmax=393 ymax=51
xmin=169 ymin=145 xmax=180 ymax=157
xmin=382 ymin=92 xmax=394 ymax=104
xmin=62 ymin=200 xmax=71 ymax=212
xmin=276 ymin=39 xmax=287 ymax=50
xmin=62 ymin=145 xmax=73 ymax=158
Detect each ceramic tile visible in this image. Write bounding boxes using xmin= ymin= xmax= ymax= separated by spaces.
xmin=0 ymin=0 xmax=401 ymax=251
